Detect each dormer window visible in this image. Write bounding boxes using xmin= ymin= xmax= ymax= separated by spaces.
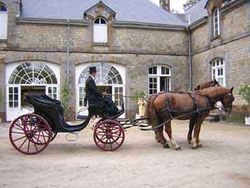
xmin=0 ymin=3 xmax=7 ymax=39
xmin=212 ymin=8 xmax=220 ymax=37
xmin=93 ymin=17 xmax=108 ymax=43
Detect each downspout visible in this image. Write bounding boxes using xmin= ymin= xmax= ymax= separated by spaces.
xmin=66 ymin=18 xmax=70 ymax=83
xmin=187 ymin=15 xmax=193 ymax=90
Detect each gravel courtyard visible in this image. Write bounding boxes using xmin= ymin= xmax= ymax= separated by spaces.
xmin=0 ymin=120 xmax=250 ymax=188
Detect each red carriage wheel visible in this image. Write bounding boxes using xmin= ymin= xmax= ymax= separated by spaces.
xmin=93 ymin=120 xmax=125 ymax=151
xmin=9 ymin=113 xmax=52 ymax=155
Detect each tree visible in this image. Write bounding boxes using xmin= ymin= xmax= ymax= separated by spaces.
xmin=183 ymin=0 xmax=201 ymax=10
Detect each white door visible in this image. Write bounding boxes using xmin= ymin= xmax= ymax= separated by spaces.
xmin=6 ymin=86 xmax=21 ymax=121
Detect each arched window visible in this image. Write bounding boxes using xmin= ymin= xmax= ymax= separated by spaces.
xmin=9 ymin=62 xmax=58 ymax=84
xmin=211 ymin=58 xmax=225 ymax=86
xmin=78 ymin=63 xmax=124 ymax=109
xmin=93 ymin=17 xmax=108 ymax=43
xmin=0 ymin=3 xmax=8 ymax=39
xmin=148 ymin=65 xmax=171 ymax=94
xmin=213 ymin=8 xmax=220 ymax=37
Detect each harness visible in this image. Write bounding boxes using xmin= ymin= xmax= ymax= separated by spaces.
xmin=142 ymin=92 xmax=213 ymax=131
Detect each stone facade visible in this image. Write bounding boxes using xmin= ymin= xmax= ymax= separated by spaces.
xmin=0 ymin=0 xmax=249 ymax=121
xmin=191 ymin=1 xmax=250 ymax=105
xmin=0 ymin=0 xmax=189 ymax=121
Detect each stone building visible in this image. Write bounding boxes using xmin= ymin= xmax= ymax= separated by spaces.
xmin=0 ymin=0 xmax=249 ymax=121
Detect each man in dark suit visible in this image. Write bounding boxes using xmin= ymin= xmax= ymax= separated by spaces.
xmin=85 ymin=66 xmax=105 ymax=117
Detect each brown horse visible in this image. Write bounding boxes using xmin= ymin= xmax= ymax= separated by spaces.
xmin=187 ymin=79 xmax=220 ymax=144
xmin=147 ymin=86 xmax=234 ymax=149
xmin=194 ymin=79 xmax=219 ymax=91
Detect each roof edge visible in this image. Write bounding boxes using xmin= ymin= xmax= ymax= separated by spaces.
xmin=113 ymin=21 xmax=186 ymax=31
xmin=16 ymin=17 xmax=89 ymax=26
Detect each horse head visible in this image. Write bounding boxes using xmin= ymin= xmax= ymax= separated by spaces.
xmin=194 ymin=79 xmax=220 ymax=90
xmin=221 ymin=87 xmax=234 ymax=113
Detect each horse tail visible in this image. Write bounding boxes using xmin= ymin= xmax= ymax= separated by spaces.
xmin=147 ymin=94 xmax=160 ymax=127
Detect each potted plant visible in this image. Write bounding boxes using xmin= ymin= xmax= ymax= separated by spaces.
xmin=61 ymin=81 xmax=71 ymax=121
xmin=239 ymin=85 xmax=250 ymax=125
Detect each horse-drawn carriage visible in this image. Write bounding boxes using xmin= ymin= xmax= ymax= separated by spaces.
xmin=9 ymin=80 xmax=235 ymax=155
xmin=9 ymin=94 xmax=126 ymax=155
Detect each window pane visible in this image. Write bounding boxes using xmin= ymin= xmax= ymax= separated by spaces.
xmin=161 ymin=67 xmax=169 ymax=75
xmin=101 ymin=18 xmax=106 ymax=24
xmin=149 ymin=67 xmax=157 ymax=74
xmin=0 ymin=5 xmax=7 ymax=11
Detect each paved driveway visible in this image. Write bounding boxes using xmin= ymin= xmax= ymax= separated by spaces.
xmin=0 ymin=120 xmax=250 ymax=188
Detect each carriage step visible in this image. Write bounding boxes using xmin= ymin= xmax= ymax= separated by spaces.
xmin=205 ymin=113 xmax=220 ymax=122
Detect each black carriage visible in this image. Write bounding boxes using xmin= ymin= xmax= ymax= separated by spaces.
xmin=9 ymin=94 xmax=125 ymax=155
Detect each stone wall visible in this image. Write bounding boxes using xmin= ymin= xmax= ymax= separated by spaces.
xmin=1 ymin=50 xmax=188 ymax=119
xmin=191 ymin=2 xmax=250 ymax=105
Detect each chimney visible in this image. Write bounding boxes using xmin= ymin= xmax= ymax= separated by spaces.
xmin=160 ymin=0 xmax=170 ymax=12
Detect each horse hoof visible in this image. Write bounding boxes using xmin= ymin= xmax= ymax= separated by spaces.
xmin=175 ymin=146 xmax=181 ymax=150
xmin=192 ymin=145 xmax=198 ymax=149
xmin=163 ymin=143 xmax=169 ymax=148
xmin=187 ymin=140 xmax=192 ymax=144
xmin=197 ymin=143 xmax=203 ymax=147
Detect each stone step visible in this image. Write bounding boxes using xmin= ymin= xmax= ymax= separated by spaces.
xmin=205 ymin=113 xmax=220 ymax=122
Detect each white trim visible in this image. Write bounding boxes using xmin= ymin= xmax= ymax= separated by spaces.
xmin=148 ymin=65 xmax=171 ymax=94
xmin=5 ymin=62 xmax=60 ymax=121
xmin=213 ymin=8 xmax=220 ymax=37
xmin=75 ymin=62 xmax=126 ymax=118
xmin=0 ymin=10 xmax=8 ymax=39
xmin=93 ymin=17 xmax=108 ymax=43
xmin=211 ymin=58 xmax=226 ymax=87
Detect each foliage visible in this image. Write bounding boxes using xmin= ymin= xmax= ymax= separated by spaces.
xmin=239 ymin=85 xmax=250 ymax=105
xmin=132 ymin=91 xmax=147 ymax=100
xmin=183 ymin=0 xmax=201 ymax=10
xmin=61 ymin=81 xmax=71 ymax=120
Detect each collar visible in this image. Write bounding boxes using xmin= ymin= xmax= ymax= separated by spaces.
xmin=89 ymin=75 xmax=95 ymax=80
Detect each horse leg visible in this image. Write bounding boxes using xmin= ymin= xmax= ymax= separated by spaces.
xmin=155 ymin=126 xmax=168 ymax=148
xmin=187 ymin=117 xmax=196 ymax=144
xmin=192 ymin=117 xmax=205 ymax=149
xmin=165 ymin=121 xmax=181 ymax=150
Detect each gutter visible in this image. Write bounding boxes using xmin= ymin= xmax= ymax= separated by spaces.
xmin=66 ymin=19 xmax=70 ymax=82
xmin=186 ymin=15 xmax=192 ymax=90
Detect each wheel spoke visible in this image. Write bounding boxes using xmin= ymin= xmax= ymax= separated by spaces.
xmin=19 ymin=138 xmax=28 ymax=150
xmin=13 ymin=135 xmax=26 ymax=142
xmin=33 ymin=142 xmax=39 ymax=152
xmin=11 ymin=131 xmax=25 ymax=135
xmin=27 ymin=140 xmax=31 ymax=153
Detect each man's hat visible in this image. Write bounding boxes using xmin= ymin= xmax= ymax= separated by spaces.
xmin=89 ymin=66 xmax=97 ymax=74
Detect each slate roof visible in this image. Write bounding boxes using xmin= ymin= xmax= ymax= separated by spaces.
xmin=184 ymin=0 xmax=208 ymax=24
xmin=21 ymin=0 xmax=186 ymax=26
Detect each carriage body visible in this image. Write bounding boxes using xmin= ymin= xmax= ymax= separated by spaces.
xmin=9 ymin=94 xmax=125 ymax=155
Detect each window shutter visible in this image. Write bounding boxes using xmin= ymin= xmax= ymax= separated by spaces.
xmin=0 ymin=13 xmax=7 ymax=39
xmin=94 ymin=24 xmax=107 ymax=43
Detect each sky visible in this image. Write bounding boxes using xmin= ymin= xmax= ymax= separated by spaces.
xmin=150 ymin=0 xmax=187 ymax=13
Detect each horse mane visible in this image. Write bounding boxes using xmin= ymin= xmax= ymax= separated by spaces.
xmin=195 ymin=86 xmax=230 ymax=98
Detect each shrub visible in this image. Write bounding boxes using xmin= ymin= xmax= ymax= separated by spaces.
xmin=239 ymin=85 xmax=250 ymax=105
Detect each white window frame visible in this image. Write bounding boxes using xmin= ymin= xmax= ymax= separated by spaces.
xmin=213 ymin=8 xmax=220 ymax=37
xmin=0 ymin=4 xmax=8 ymax=40
xmin=212 ymin=58 xmax=226 ymax=86
xmin=7 ymin=86 xmax=20 ymax=109
xmin=93 ymin=17 xmax=108 ymax=43
xmin=46 ymin=85 xmax=59 ymax=100
xmin=148 ymin=66 xmax=171 ymax=94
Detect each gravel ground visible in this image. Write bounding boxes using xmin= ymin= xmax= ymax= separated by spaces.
xmin=0 ymin=120 xmax=250 ymax=188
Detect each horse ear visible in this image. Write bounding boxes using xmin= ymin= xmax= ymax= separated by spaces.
xmin=230 ymin=87 xmax=234 ymax=92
